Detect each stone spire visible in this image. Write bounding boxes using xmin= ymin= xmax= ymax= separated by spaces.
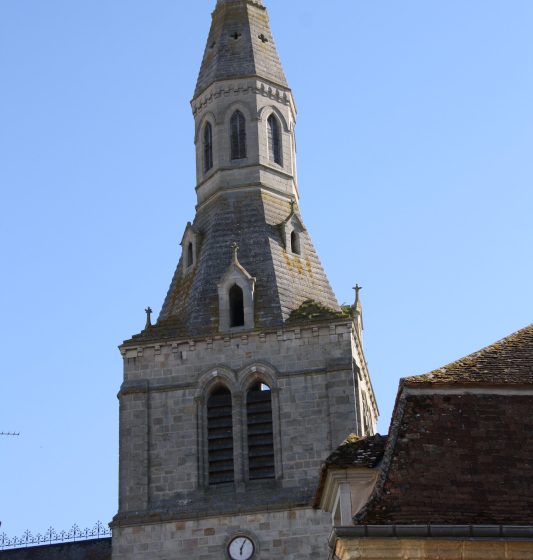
xmin=140 ymin=0 xmax=341 ymax=339
xmin=195 ymin=0 xmax=287 ymax=98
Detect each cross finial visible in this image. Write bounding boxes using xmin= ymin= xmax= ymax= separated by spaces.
xmin=353 ymin=284 xmax=363 ymax=304
xmin=231 ymin=241 xmax=239 ymax=263
xmin=145 ymin=306 xmax=153 ymax=329
xmin=290 ymin=198 xmax=296 ymax=214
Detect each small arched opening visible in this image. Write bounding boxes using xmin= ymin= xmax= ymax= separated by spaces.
xmin=229 ymin=284 xmax=245 ymax=328
xmin=186 ymin=242 xmax=194 ymax=268
xmin=290 ymin=231 xmax=301 ymax=255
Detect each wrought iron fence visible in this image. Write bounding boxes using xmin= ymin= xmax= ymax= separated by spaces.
xmin=0 ymin=521 xmax=111 ymax=550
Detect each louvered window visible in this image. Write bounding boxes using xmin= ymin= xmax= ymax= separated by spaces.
xmin=247 ymin=382 xmax=275 ymax=480
xmin=207 ymin=387 xmax=234 ymax=485
xmin=230 ymin=110 xmax=246 ymax=160
xmin=267 ymin=114 xmax=281 ymax=164
xmin=203 ymin=122 xmax=213 ymax=172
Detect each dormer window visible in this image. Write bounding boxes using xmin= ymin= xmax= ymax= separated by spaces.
xmin=217 ymin=243 xmax=255 ymax=332
xmin=267 ymin=114 xmax=282 ymax=165
xmin=229 ymin=284 xmax=245 ymax=328
xmin=181 ymin=222 xmax=199 ymax=275
xmin=230 ymin=110 xmax=246 ymax=160
xmin=290 ymin=230 xmax=301 ymax=255
xmin=203 ymin=122 xmax=213 ymax=172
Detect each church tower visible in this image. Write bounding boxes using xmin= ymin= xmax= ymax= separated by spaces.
xmin=112 ymin=1 xmax=378 ymax=558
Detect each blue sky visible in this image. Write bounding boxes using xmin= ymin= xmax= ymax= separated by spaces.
xmin=1 ymin=0 xmax=532 ymax=540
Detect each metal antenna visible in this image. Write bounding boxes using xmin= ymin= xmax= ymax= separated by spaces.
xmin=0 ymin=432 xmax=20 ymax=437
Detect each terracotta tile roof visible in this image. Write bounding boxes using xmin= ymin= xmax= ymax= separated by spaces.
xmin=356 ymin=393 xmax=533 ymax=525
xmin=355 ymin=324 xmax=533 ymax=525
xmin=404 ymin=323 xmax=533 ymax=386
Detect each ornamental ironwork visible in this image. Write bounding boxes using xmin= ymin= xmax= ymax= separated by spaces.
xmin=0 ymin=521 xmax=111 ymax=550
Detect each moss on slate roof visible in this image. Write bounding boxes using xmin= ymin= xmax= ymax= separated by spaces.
xmin=404 ymin=323 xmax=533 ymax=386
xmin=286 ymin=299 xmax=351 ymax=325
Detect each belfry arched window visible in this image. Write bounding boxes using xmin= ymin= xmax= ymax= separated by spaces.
xmin=247 ymin=382 xmax=275 ymax=480
xmin=229 ymin=284 xmax=245 ymax=328
xmin=267 ymin=114 xmax=282 ymax=164
xmin=207 ymin=386 xmax=234 ymax=485
xmin=230 ymin=110 xmax=246 ymax=160
xmin=203 ymin=122 xmax=213 ymax=172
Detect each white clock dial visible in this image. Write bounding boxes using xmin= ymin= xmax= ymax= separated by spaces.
xmin=228 ymin=536 xmax=255 ymax=560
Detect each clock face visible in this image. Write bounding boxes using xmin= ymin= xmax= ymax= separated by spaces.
xmin=228 ymin=536 xmax=255 ymax=560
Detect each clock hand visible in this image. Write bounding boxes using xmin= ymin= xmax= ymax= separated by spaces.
xmin=240 ymin=539 xmax=245 ymax=555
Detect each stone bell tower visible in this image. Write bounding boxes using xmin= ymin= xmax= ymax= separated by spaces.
xmin=111 ymin=1 xmax=378 ymax=558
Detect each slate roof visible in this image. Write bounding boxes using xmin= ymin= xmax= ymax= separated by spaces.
xmin=355 ymin=324 xmax=533 ymax=525
xmin=134 ymin=191 xmax=339 ymax=342
xmin=404 ymin=323 xmax=533 ymax=386
xmin=195 ymin=0 xmax=288 ymax=98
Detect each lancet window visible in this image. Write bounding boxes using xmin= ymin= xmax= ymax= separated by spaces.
xmin=267 ymin=114 xmax=282 ymax=164
xmin=230 ymin=110 xmax=247 ymax=160
xmin=203 ymin=122 xmax=213 ymax=172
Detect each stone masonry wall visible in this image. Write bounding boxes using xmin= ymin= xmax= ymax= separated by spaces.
xmin=117 ymin=320 xmax=359 ymax=519
xmin=112 ymin=508 xmax=330 ymax=560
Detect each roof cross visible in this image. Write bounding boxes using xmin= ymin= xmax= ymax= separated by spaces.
xmin=353 ymin=284 xmax=363 ymax=303
xmin=145 ymin=306 xmax=153 ymax=329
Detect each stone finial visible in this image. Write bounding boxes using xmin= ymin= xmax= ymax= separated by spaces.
xmin=289 ymin=197 xmax=296 ymax=215
xmin=231 ymin=241 xmax=240 ymax=263
xmin=352 ymin=285 xmax=364 ymax=336
xmin=353 ymin=284 xmax=363 ymax=306
xmin=145 ymin=307 xmax=153 ymax=329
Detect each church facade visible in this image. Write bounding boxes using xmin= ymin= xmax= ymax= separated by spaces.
xmin=110 ymin=1 xmax=377 ymax=558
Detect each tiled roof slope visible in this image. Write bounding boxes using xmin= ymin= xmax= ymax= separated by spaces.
xmin=325 ymin=434 xmax=387 ymax=469
xmin=195 ymin=0 xmax=288 ymax=98
xmin=314 ymin=434 xmax=387 ymax=508
xmin=356 ymin=324 xmax=533 ymax=525
xmin=148 ymin=191 xmax=339 ymax=339
xmin=357 ymin=393 xmax=533 ymax=525
xmin=404 ymin=323 xmax=533 ymax=385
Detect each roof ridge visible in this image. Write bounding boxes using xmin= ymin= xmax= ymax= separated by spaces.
xmin=403 ymin=323 xmax=533 ymax=385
